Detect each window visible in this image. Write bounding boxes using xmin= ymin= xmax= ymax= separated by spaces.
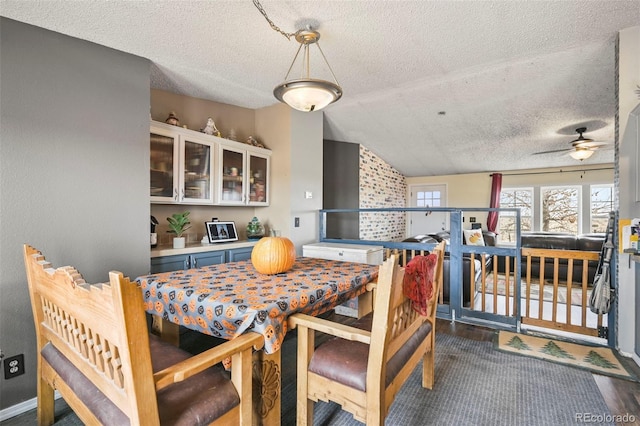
xmin=498 ymin=188 xmax=532 ymax=242
xmin=416 ymin=190 xmax=441 ymax=208
xmin=590 ymin=184 xmax=613 ymax=233
xmin=541 ymin=186 xmax=580 ymax=234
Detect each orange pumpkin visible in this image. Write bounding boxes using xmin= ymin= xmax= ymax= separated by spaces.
xmin=251 ymin=236 xmax=296 ymax=274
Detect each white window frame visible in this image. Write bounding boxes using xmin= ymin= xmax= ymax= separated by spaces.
xmin=589 ymin=184 xmax=613 ymax=233
xmin=539 ymin=185 xmax=582 ymax=234
xmin=415 ymin=190 xmax=442 ymax=208
xmin=498 ymin=187 xmax=533 ymax=244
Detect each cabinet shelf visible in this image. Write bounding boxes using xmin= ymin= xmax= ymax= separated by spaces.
xmin=185 ymin=173 xmax=210 ymax=181
xmin=151 ymin=168 xmax=171 ymax=174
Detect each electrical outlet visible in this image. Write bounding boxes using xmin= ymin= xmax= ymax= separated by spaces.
xmin=294 ymin=217 xmax=300 ymax=227
xmin=4 ymin=354 xmax=25 ymax=379
xmin=469 ymin=217 xmax=476 ymax=223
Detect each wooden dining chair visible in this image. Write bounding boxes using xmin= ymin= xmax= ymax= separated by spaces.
xmin=23 ymin=244 xmax=263 ymax=426
xmin=288 ymin=241 xmax=445 ymax=425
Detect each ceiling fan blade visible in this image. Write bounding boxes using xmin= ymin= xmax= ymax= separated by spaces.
xmin=574 ymin=141 xmax=609 ymax=149
xmin=532 ymin=148 xmax=572 ymax=155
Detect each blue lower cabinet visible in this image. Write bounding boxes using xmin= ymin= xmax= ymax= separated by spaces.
xmin=226 ymin=247 xmax=254 ymax=262
xmin=151 ymin=250 xmax=226 ymax=273
xmin=150 ymin=255 xmax=189 ymax=273
xmin=192 ymin=251 xmax=226 ymax=268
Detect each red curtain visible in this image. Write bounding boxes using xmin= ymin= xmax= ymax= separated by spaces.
xmin=487 ymin=173 xmax=502 ymax=233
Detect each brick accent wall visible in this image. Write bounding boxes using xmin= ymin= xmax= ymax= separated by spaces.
xmin=359 ymin=146 xmax=407 ymax=241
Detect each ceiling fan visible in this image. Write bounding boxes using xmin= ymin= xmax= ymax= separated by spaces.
xmin=533 ymin=127 xmax=609 ymax=161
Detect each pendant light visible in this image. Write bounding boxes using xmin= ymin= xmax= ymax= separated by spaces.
xmin=273 ymin=29 xmax=342 ymax=112
xmin=253 ymin=0 xmax=342 ymax=112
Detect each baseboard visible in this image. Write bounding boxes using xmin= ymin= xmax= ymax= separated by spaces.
xmin=618 ymin=348 xmax=640 ymax=369
xmin=0 ymin=391 xmax=61 ymax=422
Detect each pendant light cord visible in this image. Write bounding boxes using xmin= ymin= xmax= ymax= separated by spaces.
xmin=253 ymin=0 xmax=298 ymax=40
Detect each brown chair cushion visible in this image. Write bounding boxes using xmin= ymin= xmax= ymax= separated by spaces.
xmin=149 ymin=334 xmax=241 ymax=425
xmin=42 ymin=335 xmax=240 ymax=425
xmin=41 ymin=343 xmax=129 ymax=424
xmin=308 ymin=313 xmax=432 ymax=391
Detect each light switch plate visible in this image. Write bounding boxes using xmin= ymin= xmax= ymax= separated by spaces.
xmin=305 ymin=191 xmax=313 ymax=199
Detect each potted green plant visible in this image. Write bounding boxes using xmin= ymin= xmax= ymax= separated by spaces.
xmin=167 ymin=211 xmax=191 ymax=248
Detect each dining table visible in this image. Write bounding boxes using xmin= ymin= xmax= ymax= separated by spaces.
xmin=136 ymin=256 xmax=379 ymax=425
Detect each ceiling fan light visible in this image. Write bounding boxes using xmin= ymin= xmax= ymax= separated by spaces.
xmin=274 ymin=79 xmax=342 ymax=112
xmin=569 ymin=149 xmax=594 ymax=161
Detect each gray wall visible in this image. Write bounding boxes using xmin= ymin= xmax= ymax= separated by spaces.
xmin=290 ymin=109 xmax=324 ymax=249
xmin=323 ymin=140 xmax=359 ymax=239
xmin=0 ymin=18 xmax=150 ymax=409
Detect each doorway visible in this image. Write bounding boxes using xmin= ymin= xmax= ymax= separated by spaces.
xmin=409 ymin=184 xmax=448 ymax=236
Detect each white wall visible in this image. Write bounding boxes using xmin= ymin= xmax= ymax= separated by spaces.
xmin=617 ymin=26 xmax=640 ymax=359
xmin=255 ymin=103 xmax=292 ymax=237
xmin=0 ymin=18 xmax=150 ymax=409
xmin=255 ymin=104 xmax=323 ymax=254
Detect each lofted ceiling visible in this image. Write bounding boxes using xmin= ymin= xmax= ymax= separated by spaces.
xmin=2 ymin=1 xmax=639 ymax=176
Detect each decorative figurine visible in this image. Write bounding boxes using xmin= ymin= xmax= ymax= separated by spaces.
xmin=202 ymin=118 xmax=221 ymax=137
xmin=247 ymin=136 xmax=265 ymax=148
xmin=165 ymin=111 xmax=180 ymax=126
xmin=227 ymin=129 xmax=237 ymax=141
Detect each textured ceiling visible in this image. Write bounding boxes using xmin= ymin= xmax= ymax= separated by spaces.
xmin=2 ymin=1 xmax=639 ymax=176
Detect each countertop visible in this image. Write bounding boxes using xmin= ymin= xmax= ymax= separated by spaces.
xmin=151 ymin=240 xmax=257 ymax=258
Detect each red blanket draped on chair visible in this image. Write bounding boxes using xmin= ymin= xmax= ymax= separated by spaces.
xmin=402 ymin=254 xmax=437 ymax=316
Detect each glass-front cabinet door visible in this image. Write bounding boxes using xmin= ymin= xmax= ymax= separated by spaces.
xmin=150 ymin=127 xmax=179 ymax=203
xmin=179 ymin=136 xmax=215 ymax=204
xmin=219 ymin=146 xmax=246 ymax=204
xmin=247 ymin=153 xmax=269 ymax=205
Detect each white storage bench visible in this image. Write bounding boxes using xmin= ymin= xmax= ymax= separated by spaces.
xmin=302 ymin=242 xmax=384 ymax=318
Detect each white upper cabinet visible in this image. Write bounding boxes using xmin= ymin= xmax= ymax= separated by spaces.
xmin=247 ymin=152 xmax=269 ymax=205
xmin=218 ymin=145 xmax=270 ymax=206
xmin=150 ymin=122 xmax=215 ymax=204
xmin=150 ymin=124 xmax=180 ymax=203
xmin=179 ymin=133 xmax=215 ymax=204
xmin=150 ymin=121 xmax=270 ymax=206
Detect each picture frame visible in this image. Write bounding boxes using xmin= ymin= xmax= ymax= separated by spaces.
xmin=205 ymin=221 xmax=239 ymax=243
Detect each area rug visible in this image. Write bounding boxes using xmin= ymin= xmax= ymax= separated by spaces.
xmin=281 ymin=332 xmax=615 ymax=426
xmin=481 ymin=273 xmax=590 ymax=306
xmin=497 ymin=330 xmax=638 ymax=383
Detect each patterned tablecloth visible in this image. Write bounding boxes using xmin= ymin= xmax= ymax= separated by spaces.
xmin=136 ymin=257 xmax=379 ymax=354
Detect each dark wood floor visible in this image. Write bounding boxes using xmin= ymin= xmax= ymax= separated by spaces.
xmin=5 ymin=316 xmax=637 ymax=425
xmin=435 ymin=318 xmax=640 ymax=426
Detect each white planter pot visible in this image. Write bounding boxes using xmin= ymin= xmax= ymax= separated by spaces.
xmin=173 ymin=237 xmax=186 ymax=249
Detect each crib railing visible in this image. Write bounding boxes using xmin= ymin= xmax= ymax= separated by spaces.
xmin=472 ymin=248 xmax=603 ymax=337
xmin=384 ymin=245 xmax=604 ymax=338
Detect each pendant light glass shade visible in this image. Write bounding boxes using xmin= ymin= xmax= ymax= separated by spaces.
xmin=274 ymin=29 xmax=342 ymax=112
xmin=275 ymin=79 xmax=342 ymax=112
xmin=569 ymin=148 xmax=594 ymax=160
